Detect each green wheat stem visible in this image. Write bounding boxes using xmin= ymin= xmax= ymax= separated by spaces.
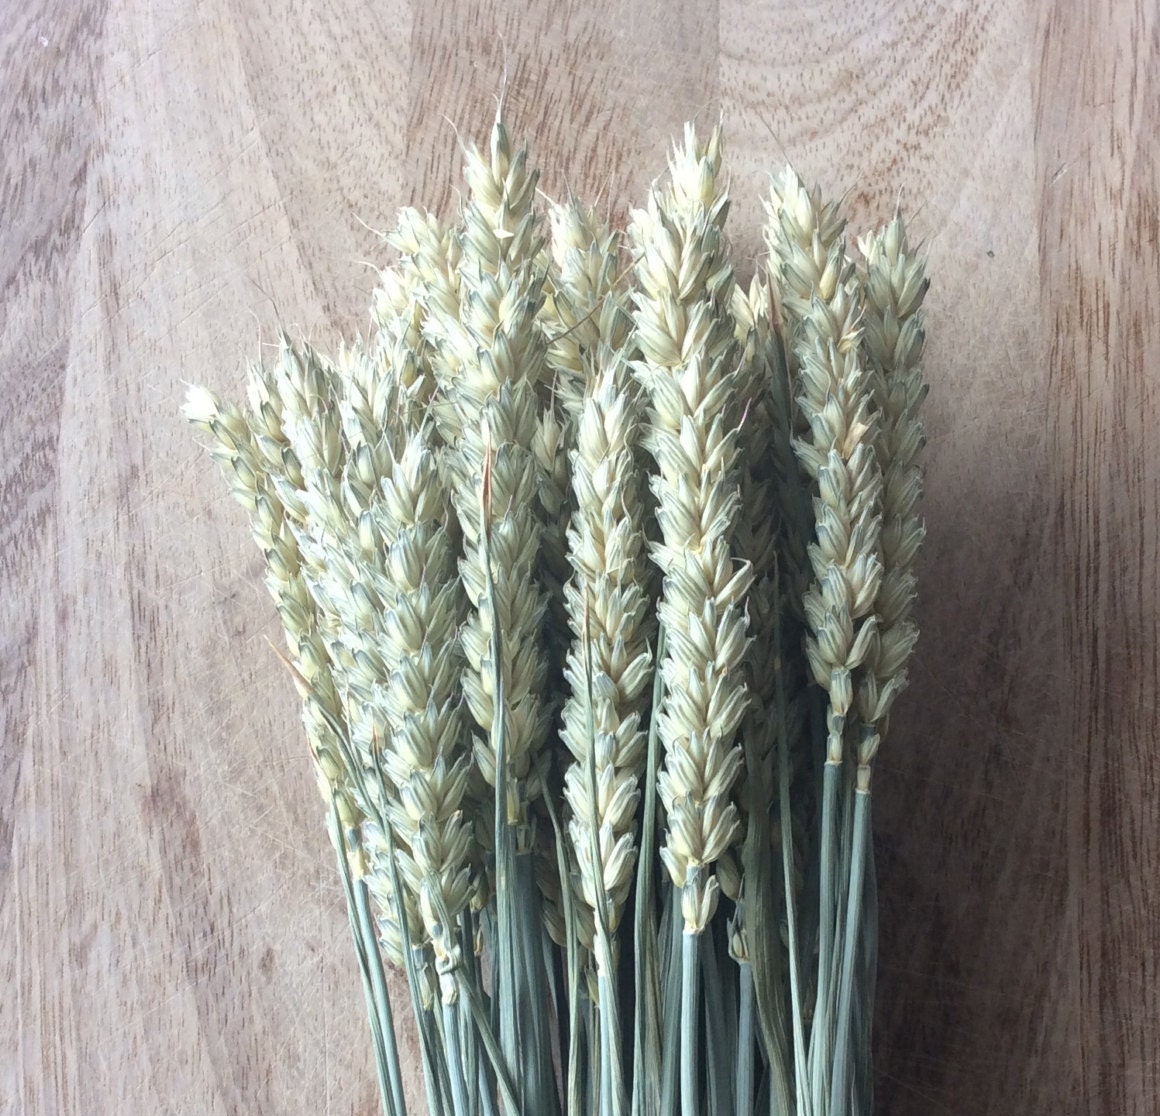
xmin=514 ymin=851 xmax=557 ymax=1115
xmin=736 ymin=962 xmax=755 ymax=1116
xmin=633 ymin=623 xmax=667 ymax=1116
xmin=829 ymin=764 xmax=856 ymax=1016
xmin=443 ymin=1000 xmax=473 ymax=1116
xmin=457 ymin=916 xmax=486 ymax=1116
xmin=538 ymin=758 xmax=584 ymax=1116
xmin=660 ymin=891 xmax=683 ymax=1116
xmin=701 ymin=920 xmax=733 ymax=1115
xmin=602 ymin=963 xmax=626 ymax=1116
xmin=355 ymin=881 xmax=407 ymax=1116
xmin=389 ymin=868 xmax=449 ymax=1114
xmin=456 ymin=972 xmax=522 ymax=1115
xmin=852 ymin=831 xmax=878 ymax=1114
xmin=600 ymin=999 xmax=615 ymax=1116
xmin=329 ymin=804 xmax=402 ymax=1116
xmin=810 ymin=758 xmax=842 ymax=1115
xmin=829 ymin=786 xmax=871 ymax=1116
xmin=778 ymin=694 xmax=809 ymax=1116
xmin=679 ymin=927 xmax=701 ymax=1116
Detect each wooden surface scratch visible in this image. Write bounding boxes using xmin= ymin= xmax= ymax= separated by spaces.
xmin=2 ymin=0 xmax=1157 ymax=1112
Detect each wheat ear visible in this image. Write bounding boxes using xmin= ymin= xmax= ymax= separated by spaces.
xmin=182 ymin=381 xmax=362 ymax=844
xmin=432 ymin=114 xmax=553 ymax=842
xmin=629 ymin=124 xmax=752 ymax=944
xmin=765 ymin=169 xmax=882 ymax=769
xmin=537 ymin=199 xmax=633 ymax=691
xmin=304 ymin=355 xmax=474 ymax=1006
xmin=185 ymin=361 xmax=410 ymax=957
xmin=561 ymin=344 xmax=654 ymax=941
xmin=248 ymin=343 xmax=427 ymax=960
xmin=854 ymin=214 xmax=928 ymax=777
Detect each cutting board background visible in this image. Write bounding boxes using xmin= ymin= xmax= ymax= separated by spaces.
xmin=4 ymin=1 xmax=1157 ymax=1113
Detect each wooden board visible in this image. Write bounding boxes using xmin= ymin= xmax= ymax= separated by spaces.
xmin=3 ymin=0 xmax=1157 ymax=1112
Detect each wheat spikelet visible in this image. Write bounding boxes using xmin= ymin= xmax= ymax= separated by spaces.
xmin=764 ymin=171 xmax=847 ymax=343
xmin=854 ymin=215 xmax=928 ymax=777
xmin=629 ymin=124 xmax=752 ymax=935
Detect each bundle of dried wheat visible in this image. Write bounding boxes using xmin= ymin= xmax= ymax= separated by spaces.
xmin=186 ymin=109 xmax=927 ymax=1116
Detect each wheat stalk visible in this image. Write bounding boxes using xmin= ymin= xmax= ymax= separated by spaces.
xmin=630 ymin=124 xmax=751 ymax=938
xmin=766 ymin=169 xmax=887 ymax=1116
xmin=427 ymin=112 xmax=561 ymax=1114
xmin=629 ymin=123 xmax=752 ymax=1116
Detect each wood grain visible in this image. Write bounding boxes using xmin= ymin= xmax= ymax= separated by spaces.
xmin=2 ymin=1 xmax=1156 ymax=1112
